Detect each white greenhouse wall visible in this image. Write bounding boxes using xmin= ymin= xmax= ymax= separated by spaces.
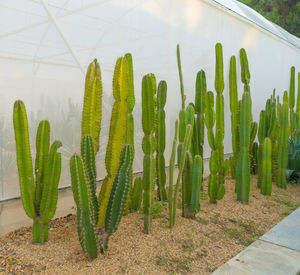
xmin=0 ymin=0 xmax=299 ymax=200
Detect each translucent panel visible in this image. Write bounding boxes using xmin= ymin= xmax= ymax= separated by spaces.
xmin=0 ymin=0 xmax=299 ymax=201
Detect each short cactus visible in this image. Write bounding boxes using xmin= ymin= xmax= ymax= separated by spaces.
xmin=13 ymin=100 xmax=62 ymax=243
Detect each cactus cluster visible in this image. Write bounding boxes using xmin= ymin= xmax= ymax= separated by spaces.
xmin=13 ymin=100 xmax=62 ymax=243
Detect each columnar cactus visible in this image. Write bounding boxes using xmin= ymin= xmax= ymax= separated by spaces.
xmin=177 ymin=44 xmax=185 ymax=109
xmin=250 ymin=122 xmax=258 ymax=174
xmin=229 ymin=56 xmax=239 ymax=178
xmin=296 ymin=73 xmax=300 ymax=126
xmin=236 ymin=92 xmax=251 ymax=203
xmin=289 ymin=66 xmax=295 ymax=137
xmin=124 ymin=53 xmax=135 ymax=214
xmin=104 ymin=144 xmax=134 ymax=250
xmin=205 ymin=91 xmax=225 ymax=203
xmin=171 ymin=124 xmax=192 ymax=227
xmin=81 ymin=59 xmax=103 ymax=152
xmin=13 ymin=100 xmax=62 ymax=243
xmin=168 ymin=120 xmax=178 ymax=228
xmin=251 ymin=142 xmax=258 ymax=174
xmin=194 ymin=70 xmax=206 ymax=174
xmin=142 ymin=74 xmax=156 ymax=234
xmin=215 ymin=43 xmax=225 ymax=187
xmin=257 ymin=110 xmax=265 ymax=188
xmin=277 ymin=102 xmax=289 ymax=189
xmin=240 ymin=48 xmax=250 ymax=92
xmin=261 ymin=137 xmax=272 ymax=195
xmin=129 ymin=177 xmax=143 ymax=211
xmin=70 ymin=147 xmax=98 ymax=259
xmin=156 ymin=81 xmax=167 ymax=201
xmin=98 ymin=57 xmax=129 ymax=227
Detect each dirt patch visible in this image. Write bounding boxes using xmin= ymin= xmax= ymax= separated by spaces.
xmin=1 ymin=176 xmax=300 ymax=274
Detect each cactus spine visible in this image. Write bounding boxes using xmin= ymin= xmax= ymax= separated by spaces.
xmin=81 ymin=59 xmax=103 ymax=152
xmin=277 ymin=102 xmax=289 ymax=189
xmin=98 ymin=57 xmax=129 ymax=227
xmin=142 ymin=74 xmax=156 ymax=234
xmin=261 ymin=137 xmax=272 ymax=195
xmin=236 ymin=92 xmax=251 ymax=203
xmin=168 ymin=120 xmax=178 ymax=228
xmin=156 ymin=81 xmax=167 ymax=201
xmin=229 ymin=56 xmax=239 ymax=178
xmin=104 ymin=145 xmax=134 ymax=250
xmin=13 ymin=100 xmax=62 ymax=243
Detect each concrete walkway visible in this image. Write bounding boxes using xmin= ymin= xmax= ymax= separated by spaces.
xmin=213 ymin=207 xmax=300 ymax=275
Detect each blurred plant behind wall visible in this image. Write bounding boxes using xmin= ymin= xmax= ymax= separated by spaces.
xmin=238 ymin=0 xmax=300 ymax=38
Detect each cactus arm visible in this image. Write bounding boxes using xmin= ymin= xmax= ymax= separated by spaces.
xmin=70 ymin=154 xmax=98 ymax=259
xmin=215 ymin=43 xmax=224 ymax=94
xmin=289 ymin=66 xmax=295 ymax=135
xmin=81 ymin=59 xmax=103 ymax=152
xmin=156 ymin=80 xmax=167 ymax=201
xmin=168 ymin=120 xmax=178 ymax=228
xmin=240 ymin=48 xmax=250 ymax=92
xmin=39 ymin=140 xmax=62 ymax=224
xmin=172 ymin=124 xmax=192 ymax=226
xmin=105 ymin=145 xmax=134 ymax=238
xmin=182 ymin=151 xmax=193 ymax=217
xmin=296 ymin=72 xmax=300 ymax=124
xmin=34 ymin=120 xmax=50 ymax=214
xmin=13 ymin=100 xmax=35 ymax=219
xmin=177 ymin=44 xmax=185 ymax=109
xmin=81 ymin=135 xmax=98 ymax=224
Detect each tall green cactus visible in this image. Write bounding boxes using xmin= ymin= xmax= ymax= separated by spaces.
xmin=289 ymin=66 xmax=295 ymax=137
xmin=257 ymin=110 xmax=265 ymax=188
xmin=103 ymin=144 xmax=134 ymax=250
xmin=296 ymin=72 xmax=300 ymax=126
xmin=250 ymin=122 xmax=258 ymax=174
xmin=98 ymin=57 xmax=129 ymax=227
xmin=171 ymin=124 xmax=192 ymax=227
xmin=177 ymin=44 xmax=185 ymax=109
xmin=168 ymin=120 xmax=178 ymax=228
xmin=261 ymin=137 xmax=272 ymax=195
xmin=81 ymin=59 xmax=103 ymax=152
xmin=70 ymin=149 xmax=98 ymax=259
xmin=182 ymin=105 xmax=202 ymax=217
xmin=205 ymin=91 xmax=225 ymax=203
xmin=156 ymin=80 xmax=167 ymax=201
xmin=240 ymin=48 xmax=250 ymax=92
xmin=229 ymin=56 xmax=239 ymax=179
xmin=236 ymin=92 xmax=251 ymax=203
xmin=124 ymin=53 xmax=135 ymax=214
xmin=277 ymin=102 xmax=289 ymax=189
xmin=142 ymin=74 xmax=156 ymax=234
xmin=215 ymin=43 xmax=225 ymax=188
xmin=13 ymin=100 xmax=62 ymax=243
xmin=194 ymin=70 xmax=206 ymax=176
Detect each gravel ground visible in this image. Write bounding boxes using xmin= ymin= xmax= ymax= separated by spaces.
xmin=1 ymin=176 xmax=300 ymax=275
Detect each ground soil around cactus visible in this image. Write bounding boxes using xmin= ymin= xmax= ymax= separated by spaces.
xmin=1 ymin=176 xmax=300 ymax=275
